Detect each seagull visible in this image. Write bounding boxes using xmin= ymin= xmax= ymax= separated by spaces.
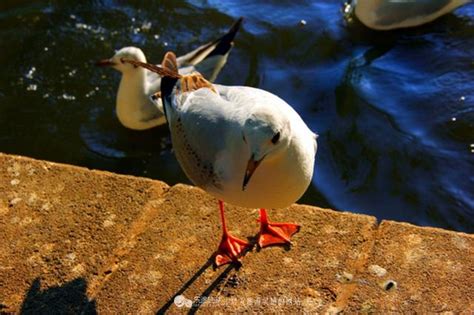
xmin=345 ymin=0 xmax=471 ymax=30
xmin=123 ymin=53 xmax=318 ymax=267
xmin=96 ymin=17 xmax=243 ymax=130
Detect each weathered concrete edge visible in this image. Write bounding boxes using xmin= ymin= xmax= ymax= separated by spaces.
xmin=0 ymin=151 xmax=380 ymax=224
xmin=1 ymin=152 xmax=472 ymax=312
xmin=0 ymin=152 xmax=161 ymax=186
xmin=377 ymin=219 xmax=472 ymax=237
xmin=7 ymin=153 xmax=472 ymax=239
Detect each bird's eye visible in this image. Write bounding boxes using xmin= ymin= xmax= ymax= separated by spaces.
xmin=271 ymin=132 xmax=280 ymax=144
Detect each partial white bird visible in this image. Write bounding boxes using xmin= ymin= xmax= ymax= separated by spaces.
xmin=346 ymin=0 xmax=471 ymax=30
xmin=124 ymin=53 xmax=318 ymax=267
xmin=96 ymin=17 xmax=243 ymax=130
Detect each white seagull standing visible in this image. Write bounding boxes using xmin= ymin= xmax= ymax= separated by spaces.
xmin=346 ymin=0 xmax=471 ymax=30
xmin=96 ymin=17 xmax=243 ymax=130
xmin=124 ymin=53 xmax=318 ymax=267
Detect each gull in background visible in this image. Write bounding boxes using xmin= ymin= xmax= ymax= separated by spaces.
xmin=345 ymin=0 xmax=471 ymax=30
xmin=96 ymin=17 xmax=243 ymax=130
xmin=124 ymin=52 xmax=318 ymax=267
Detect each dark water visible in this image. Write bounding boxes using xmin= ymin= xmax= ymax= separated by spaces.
xmin=0 ymin=0 xmax=473 ymax=232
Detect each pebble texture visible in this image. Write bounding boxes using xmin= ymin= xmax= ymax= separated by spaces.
xmin=0 ymin=153 xmax=472 ymax=313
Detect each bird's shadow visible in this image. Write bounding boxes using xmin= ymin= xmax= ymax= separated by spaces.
xmin=156 ymin=236 xmax=260 ymax=314
xmin=19 ymin=277 xmax=97 ymax=315
xmin=157 ymin=230 xmax=300 ymax=314
xmin=256 ymin=242 xmax=292 ymax=252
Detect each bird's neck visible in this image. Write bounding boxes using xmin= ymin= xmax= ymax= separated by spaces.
xmin=117 ymin=69 xmax=148 ymax=102
xmin=116 ymin=69 xmax=155 ymax=129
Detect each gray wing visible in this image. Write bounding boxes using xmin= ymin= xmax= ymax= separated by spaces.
xmin=374 ymin=0 xmax=456 ymax=26
xmin=169 ymin=89 xmax=240 ymax=190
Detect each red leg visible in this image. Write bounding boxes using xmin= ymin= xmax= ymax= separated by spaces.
xmin=257 ymin=209 xmax=300 ymax=248
xmin=214 ymin=200 xmax=250 ymax=267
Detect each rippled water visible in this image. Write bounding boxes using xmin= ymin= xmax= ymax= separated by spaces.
xmin=0 ymin=0 xmax=473 ymax=232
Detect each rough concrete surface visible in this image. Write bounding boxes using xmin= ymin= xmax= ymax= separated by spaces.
xmin=0 ymin=153 xmax=473 ymax=314
xmin=346 ymin=221 xmax=474 ymax=313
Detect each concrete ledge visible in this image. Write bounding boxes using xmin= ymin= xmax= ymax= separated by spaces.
xmin=0 ymin=153 xmax=472 ymax=313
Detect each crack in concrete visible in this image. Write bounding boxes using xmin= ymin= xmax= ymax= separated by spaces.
xmin=86 ymin=196 xmax=166 ymax=300
xmin=330 ymin=217 xmax=380 ymax=312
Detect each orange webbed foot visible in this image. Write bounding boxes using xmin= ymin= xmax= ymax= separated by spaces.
xmin=214 ymin=232 xmax=250 ymax=267
xmin=257 ymin=209 xmax=300 ymax=248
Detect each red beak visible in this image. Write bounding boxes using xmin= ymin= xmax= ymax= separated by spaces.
xmin=95 ymin=59 xmax=116 ymax=67
xmin=242 ymin=154 xmax=264 ymax=191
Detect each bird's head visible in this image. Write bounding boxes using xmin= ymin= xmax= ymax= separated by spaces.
xmin=96 ymin=46 xmax=147 ymax=73
xmin=241 ymin=108 xmax=291 ymax=190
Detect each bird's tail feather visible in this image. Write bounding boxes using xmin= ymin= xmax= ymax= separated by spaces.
xmin=162 ymin=51 xmax=216 ymax=94
xmin=161 ymin=51 xmax=179 ymax=74
xmin=159 ymin=52 xmax=180 ymax=121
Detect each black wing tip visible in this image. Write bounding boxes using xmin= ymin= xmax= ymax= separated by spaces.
xmin=207 ymin=16 xmax=244 ymax=58
xmin=224 ymin=16 xmax=244 ymax=43
xmin=230 ymin=17 xmax=244 ymax=36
